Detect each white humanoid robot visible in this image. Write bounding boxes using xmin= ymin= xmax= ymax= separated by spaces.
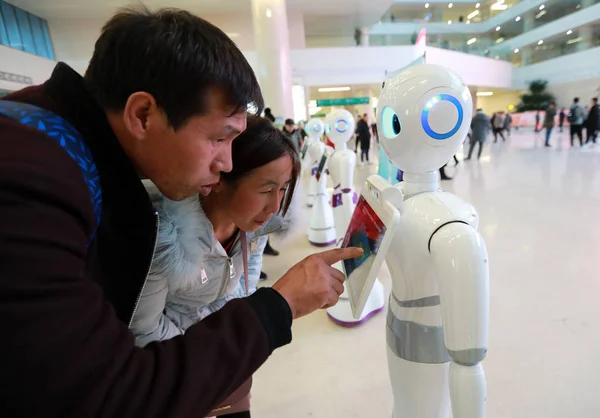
xmin=302 ymin=119 xmax=324 ymax=207
xmin=376 ymin=63 xmax=490 ymax=418
xmin=324 ymin=109 xmax=385 ymax=326
xmin=307 ymin=138 xmax=336 ymax=246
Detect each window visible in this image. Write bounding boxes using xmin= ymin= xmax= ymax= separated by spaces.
xmin=0 ymin=0 xmax=55 ymax=59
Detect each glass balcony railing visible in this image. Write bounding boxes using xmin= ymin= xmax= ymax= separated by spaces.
xmin=380 ymin=0 xmax=521 ymax=24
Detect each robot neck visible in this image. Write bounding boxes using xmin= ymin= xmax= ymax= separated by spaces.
xmin=336 ymin=142 xmax=347 ymax=150
xmin=402 ymin=171 xmax=439 ymax=196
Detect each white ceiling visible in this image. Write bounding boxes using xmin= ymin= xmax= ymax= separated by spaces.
xmin=7 ymin=0 xmax=394 ymax=36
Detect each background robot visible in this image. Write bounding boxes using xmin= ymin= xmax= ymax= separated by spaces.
xmin=377 ymin=64 xmax=490 ymax=418
xmin=306 ymin=138 xmax=336 ymax=246
xmin=302 ymin=119 xmax=325 ymax=207
xmin=324 ymin=109 xmax=385 ymax=326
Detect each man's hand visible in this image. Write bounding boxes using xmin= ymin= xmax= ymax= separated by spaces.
xmin=272 ymin=247 xmax=363 ymax=319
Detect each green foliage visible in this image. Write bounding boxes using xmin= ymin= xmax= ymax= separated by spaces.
xmin=516 ymin=80 xmax=556 ymax=112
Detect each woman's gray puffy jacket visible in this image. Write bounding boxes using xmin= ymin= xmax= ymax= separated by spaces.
xmin=131 ymin=181 xmax=295 ymax=347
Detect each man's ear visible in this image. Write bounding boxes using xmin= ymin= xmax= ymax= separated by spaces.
xmin=122 ymin=92 xmax=161 ymax=140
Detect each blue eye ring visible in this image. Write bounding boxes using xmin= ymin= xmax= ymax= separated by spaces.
xmin=421 ymin=94 xmax=463 ymax=141
xmin=335 ymin=119 xmax=349 ymax=133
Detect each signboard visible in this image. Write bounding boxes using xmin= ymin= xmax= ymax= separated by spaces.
xmin=0 ymin=71 xmax=33 ymax=86
xmin=316 ymin=97 xmax=370 ymax=107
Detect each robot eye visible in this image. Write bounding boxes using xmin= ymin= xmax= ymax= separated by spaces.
xmin=335 ymin=119 xmax=349 ymax=133
xmin=312 ymin=125 xmax=321 ymax=132
xmin=381 ymin=106 xmax=401 ymax=139
xmin=324 ymin=124 xmax=331 ymax=134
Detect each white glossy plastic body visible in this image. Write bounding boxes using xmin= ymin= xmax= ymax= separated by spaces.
xmin=303 ymin=119 xmax=325 ymax=206
xmin=307 ymin=142 xmax=336 ymax=246
xmin=324 ymin=109 xmax=358 ymax=240
xmin=376 ymin=64 xmax=489 ymax=418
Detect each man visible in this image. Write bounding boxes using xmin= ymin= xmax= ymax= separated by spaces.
xmin=585 ymin=98 xmax=600 ymax=144
xmin=559 ymin=108 xmax=566 ymax=133
xmin=0 ymin=8 xmax=360 ymax=417
xmin=491 ymin=111 xmax=506 ymax=143
xmin=543 ymin=103 xmax=557 ymax=147
xmin=569 ymin=97 xmax=585 ymax=147
xmin=356 ymin=113 xmax=372 ymax=165
xmin=465 ymin=109 xmax=491 ymax=160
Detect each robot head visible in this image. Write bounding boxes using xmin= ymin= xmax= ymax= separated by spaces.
xmin=305 ymin=118 xmax=325 ymax=142
xmin=324 ymin=109 xmax=355 ymax=147
xmin=378 ymin=64 xmax=473 ymax=173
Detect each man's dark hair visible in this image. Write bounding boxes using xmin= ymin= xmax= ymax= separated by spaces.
xmin=84 ymin=7 xmax=264 ymax=129
xmin=284 ymin=118 xmax=294 ymax=126
xmin=221 ymin=116 xmax=300 ymax=216
xmin=574 ymin=97 xmax=580 ymax=103
xmin=593 ymin=98 xmax=598 ymax=104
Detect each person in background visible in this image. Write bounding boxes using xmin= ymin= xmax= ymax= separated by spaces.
xmin=585 ymin=97 xmax=600 ymax=145
xmin=534 ymin=110 xmax=541 ymax=133
xmin=543 ymin=103 xmax=557 ymax=147
xmin=264 ymin=107 xmax=275 ymax=122
xmin=371 ymin=120 xmax=379 ymax=143
xmin=559 ymin=108 xmax=566 ymax=133
xmin=132 ymin=116 xmax=301 ymax=418
xmin=491 ymin=111 xmax=507 ymax=142
xmin=503 ymin=111 xmax=512 ymax=137
xmin=465 ymin=109 xmax=491 ymax=160
xmin=569 ymin=97 xmax=585 ymax=147
xmin=282 ymin=118 xmax=300 ymax=150
xmin=356 ymin=113 xmax=372 ymax=165
xmin=0 ymin=7 xmax=360 ymax=417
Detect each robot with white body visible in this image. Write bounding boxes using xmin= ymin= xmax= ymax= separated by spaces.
xmin=376 ymin=64 xmax=490 ymax=418
xmin=302 ymin=119 xmax=324 ymax=207
xmin=307 ymin=137 xmax=336 ymax=246
xmin=324 ymin=109 xmax=385 ymax=326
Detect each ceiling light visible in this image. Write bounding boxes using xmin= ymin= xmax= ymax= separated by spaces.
xmin=449 ymin=3 xmax=454 ymax=8
xmin=496 ymin=37 xmax=505 ymax=43
xmin=448 ymin=20 xmax=452 ymax=24
xmin=467 ymin=38 xmax=477 ymax=45
xmin=266 ymin=7 xmax=272 ymax=17
xmin=514 ymin=48 xmax=520 ymax=53
xmin=536 ymin=10 xmax=547 ymax=18
xmin=466 ymin=20 xmax=471 ymax=24
xmin=496 ymin=26 xmax=501 ymax=31
xmin=567 ymin=29 xmax=573 ymax=35
xmin=567 ymin=37 xmax=583 ymax=45
xmin=425 ymin=3 xmax=430 ymax=8
xmin=538 ymin=40 xmax=544 ymax=45
xmin=495 ymin=56 xmax=500 ymax=59
xmin=476 ymin=92 xmax=494 ymax=96
xmin=576 ymin=4 xmax=581 ymax=9
xmin=468 ymin=10 xmax=480 ymax=19
xmin=318 ymin=87 xmax=351 ymax=92
xmin=476 ymin=3 xmax=481 ymax=8
xmin=539 ymin=4 xmax=545 ymax=10
xmin=491 ymin=1 xmax=508 ymax=11
xmin=515 ymin=16 xmax=521 ymax=22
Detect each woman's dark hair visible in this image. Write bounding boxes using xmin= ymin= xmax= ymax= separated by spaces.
xmin=221 ymin=116 xmax=300 ymax=215
xmin=84 ymin=6 xmax=263 ymax=130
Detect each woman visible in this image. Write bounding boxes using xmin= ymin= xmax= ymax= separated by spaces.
xmin=130 ymin=116 xmax=301 ymax=418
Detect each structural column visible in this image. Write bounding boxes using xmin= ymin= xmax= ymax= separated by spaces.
xmin=360 ymin=27 xmax=370 ymax=47
xmin=576 ymin=25 xmax=594 ymax=52
xmin=251 ymin=0 xmax=294 ymax=120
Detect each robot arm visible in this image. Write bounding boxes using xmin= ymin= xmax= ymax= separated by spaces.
xmin=430 ymin=222 xmax=490 ymax=418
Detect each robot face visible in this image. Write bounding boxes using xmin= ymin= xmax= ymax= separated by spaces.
xmin=305 ymin=118 xmax=325 ymax=141
xmin=324 ymin=109 xmax=355 ymax=147
xmin=378 ymin=64 xmax=473 ymax=173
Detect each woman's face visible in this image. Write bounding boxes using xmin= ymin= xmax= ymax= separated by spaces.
xmin=220 ymin=155 xmax=294 ymax=232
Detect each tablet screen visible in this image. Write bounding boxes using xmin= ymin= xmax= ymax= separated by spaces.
xmin=342 ymin=196 xmax=387 ymax=302
xmin=315 ymin=154 xmax=327 ymax=181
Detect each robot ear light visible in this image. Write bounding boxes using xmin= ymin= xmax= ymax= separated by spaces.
xmin=381 ymin=106 xmax=401 ymax=139
xmin=421 ymin=94 xmax=464 ymax=141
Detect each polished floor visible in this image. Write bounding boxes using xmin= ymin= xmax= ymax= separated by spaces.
xmin=255 ymin=129 xmax=600 ymax=418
